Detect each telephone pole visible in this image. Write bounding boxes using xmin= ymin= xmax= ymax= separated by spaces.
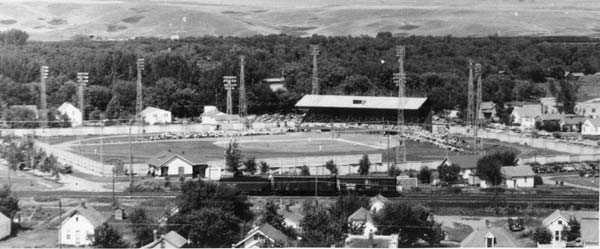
xmin=136 ymin=58 xmax=144 ymax=129
xmin=223 ymin=76 xmax=237 ymax=123
xmin=467 ymin=60 xmax=474 ymax=131
xmin=76 ymin=72 xmax=89 ymax=125
xmin=310 ymin=44 xmax=319 ymax=95
xmin=393 ymin=45 xmax=407 ymax=163
xmin=40 ymin=66 xmax=49 ymax=128
xmin=239 ymin=55 xmax=247 ymax=122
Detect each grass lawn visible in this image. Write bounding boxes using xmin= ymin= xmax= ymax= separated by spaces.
xmin=443 ymin=222 xmax=473 ymax=242
xmin=549 ymin=175 xmax=600 ymax=188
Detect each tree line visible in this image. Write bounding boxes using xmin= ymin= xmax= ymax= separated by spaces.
xmin=0 ymin=31 xmax=595 ymax=123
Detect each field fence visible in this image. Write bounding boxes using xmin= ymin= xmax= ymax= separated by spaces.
xmin=33 ymin=140 xmax=113 ymax=176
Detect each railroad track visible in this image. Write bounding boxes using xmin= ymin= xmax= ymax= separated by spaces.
xmin=14 ymin=191 xmax=597 ymax=205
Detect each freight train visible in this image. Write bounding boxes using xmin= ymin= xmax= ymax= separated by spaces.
xmin=219 ymin=174 xmax=402 ymax=196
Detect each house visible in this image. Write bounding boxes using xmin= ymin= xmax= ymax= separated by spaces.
xmin=542 ymin=210 xmax=599 ymax=246
xmin=57 ymin=102 xmax=82 ymax=127
xmin=560 ymin=115 xmax=585 ymax=132
xmin=439 ymin=155 xmax=480 ymax=182
xmin=234 ymin=223 xmax=290 ymax=248
xmin=540 ymin=97 xmax=560 ymax=114
xmin=480 ymin=102 xmax=497 ymax=120
xmin=511 ymin=104 xmax=542 ymax=129
xmin=460 ymin=224 xmax=520 ymax=247
xmin=581 ymin=118 xmax=600 ymax=135
xmin=58 ymin=202 xmax=107 ymax=246
xmin=344 ymin=232 xmax=398 ymax=248
xmin=264 ymin=77 xmax=286 ymax=92
xmin=369 ymin=194 xmax=390 ymax=213
xmin=147 ymin=151 xmax=208 ymax=178
xmin=396 ymin=176 xmax=417 ymax=191
xmin=141 ymin=107 xmax=172 ymax=125
xmin=535 ymin=114 xmax=565 ymax=131
xmin=348 ymin=207 xmax=377 ymax=236
xmin=443 ymin=109 xmax=460 ymax=119
xmin=10 ymin=105 xmax=39 ymax=119
xmin=142 ymin=230 xmax=188 ymax=249
xmin=502 ymin=166 xmax=535 ymax=188
xmin=200 ymin=106 xmax=226 ymax=124
xmin=0 ymin=212 xmax=10 ymax=240
xmin=575 ymin=98 xmax=600 ymax=118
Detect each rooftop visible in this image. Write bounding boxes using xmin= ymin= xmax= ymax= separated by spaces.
xmin=141 ymin=106 xmax=170 ymax=115
xmin=348 ymin=207 xmax=374 ymax=223
xmin=235 ymin=223 xmax=290 ymax=247
xmin=59 ymin=203 xmax=107 ymax=228
xmin=460 ymin=226 xmax=520 ymax=247
xmin=513 ymin=104 xmax=542 ymax=118
xmin=295 ymin=94 xmax=427 ymax=110
xmin=502 ymin=166 xmax=535 ymax=178
xmin=146 ymin=151 xmax=207 ymax=166
xmin=142 ymin=231 xmax=187 ymax=249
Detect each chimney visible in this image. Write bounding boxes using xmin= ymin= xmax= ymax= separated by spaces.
xmin=368 ymin=231 xmax=374 ymax=248
xmin=153 ymin=230 xmax=158 ymax=241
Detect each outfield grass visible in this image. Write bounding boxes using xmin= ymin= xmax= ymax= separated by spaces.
xmin=549 ymin=175 xmax=600 ymax=188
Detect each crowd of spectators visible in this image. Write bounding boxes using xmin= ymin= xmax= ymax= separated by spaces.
xmin=403 ymin=126 xmax=468 ymax=152
xmin=146 ymin=127 xmax=290 ymax=141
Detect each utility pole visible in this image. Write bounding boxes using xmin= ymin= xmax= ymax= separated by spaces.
xmin=474 ymin=63 xmax=483 ymax=154
xmin=393 ymin=45 xmax=407 ymax=163
xmin=136 ymin=58 xmax=144 ymax=132
xmin=128 ymin=120 xmax=134 ymax=193
xmin=223 ymin=76 xmax=237 ymax=124
xmin=100 ymin=114 xmax=104 ymax=176
xmin=58 ymin=199 xmax=62 ymax=249
xmin=238 ymin=55 xmax=247 ymax=124
xmin=310 ymin=44 xmax=319 ymax=95
xmin=467 ymin=60 xmax=474 ymax=132
xmin=77 ymin=72 xmax=88 ymax=156
xmin=40 ymin=66 xmax=49 ymax=128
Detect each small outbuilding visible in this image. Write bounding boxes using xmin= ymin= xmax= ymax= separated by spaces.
xmin=234 ymin=223 xmax=290 ymax=248
xmin=147 ymin=151 xmax=207 ymax=178
xmin=142 ymin=230 xmax=188 ymax=249
xmin=57 ymin=102 xmax=82 ymax=127
xmin=502 ymin=166 xmax=535 ymax=188
xmin=141 ymin=107 xmax=172 ymax=125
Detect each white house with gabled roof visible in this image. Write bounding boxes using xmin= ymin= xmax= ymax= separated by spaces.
xmin=141 ymin=107 xmax=172 ymax=125
xmin=57 ymin=102 xmax=82 ymax=127
xmin=582 ymin=118 xmax=600 ymax=135
xmin=58 ymin=202 xmax=107 ymax=246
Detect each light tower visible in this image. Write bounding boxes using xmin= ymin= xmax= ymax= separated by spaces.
xmin=467 ymin=60 xmax=474 ymax=130
xmin=135 ymin=58 xmax=144 ymax=126
xmin=310 ymin=44 xmax=319 ymax=95
xmin=474 ymin=63 xmax=483 ymax=154
xmin=239 ymin=55 xmax=247 ymax=120
xmin=76 ymin=72 xmax=89 ymax=125
xmin=223 ymin=76 xmax=237 ymax=123
xmin=394 ymin=45 xmax=407 ymax=163
xmin=40 ymin=66 xmax=49 ymax=128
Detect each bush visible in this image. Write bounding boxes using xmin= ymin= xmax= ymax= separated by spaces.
xmin=534 ymin=175 xmax=543 ymax=186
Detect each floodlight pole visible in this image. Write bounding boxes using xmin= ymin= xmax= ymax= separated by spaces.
xmin=223 ymin=76 xmax=237 ymax=124
xmin=310 ymin=45 xmax=319 ymax=95
xmin=128 ymin=120 xmax=134 ymax=193
xmin=40 ymin=66 xmax=49 ymax=128
xmin=394 ymin=45 xmax=407 ymax=163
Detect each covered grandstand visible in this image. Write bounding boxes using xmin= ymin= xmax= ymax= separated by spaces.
xmin=295 ymin=95 xmax=432 ymax=130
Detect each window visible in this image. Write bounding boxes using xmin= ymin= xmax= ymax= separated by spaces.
xmin=352 ymin=100 xmax=365 ymax=104
xmin=593 ymin=108 xmax=596 ymax=113
xmin=555 ymin=230 xmax=560 ymax=241
xmin=253 ymin=234 xmax=259 ymax=240
xmin=524 ymin=177 xmax=527 ymax=183
xmin=75 ymin=217 xmax=78 ymax=222
xmin=66 ymin=231 xmax=71 ymax=240
xmin=558 ymin=220 xmax=562 ymax=225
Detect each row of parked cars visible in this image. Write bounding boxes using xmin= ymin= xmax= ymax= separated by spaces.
xmin=531 ymin=161 xmax=598 ymax=175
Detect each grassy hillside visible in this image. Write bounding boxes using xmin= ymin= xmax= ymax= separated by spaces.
xmin=1 ymin=0 xmax=600 ymax=41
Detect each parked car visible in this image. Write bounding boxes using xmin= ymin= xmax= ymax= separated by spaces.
xmin=508 ymin=217 xmax=524 ymax=232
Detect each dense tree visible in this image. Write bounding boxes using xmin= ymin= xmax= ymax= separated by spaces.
xmin=257 ymin=201 xmax=297 ymax=239
xmin=374 ymin=202 xmax=444 ymax=247
xmin=418 ymin=166 xmax=432 ymax=184
xmin=259 ymin=161 xmax=269 ymax=174
xmin=243 ymin=157 xmax=257 ymax=175
xmin=0 ymin=35 xmax=596 ymax=119
xmin=0 ymin=29 xmax=29 ymax=46
xmin=129 ymin=207 xmax=155 ymax=247
xmin=92 ymin=222 xmax=128 ymax=248
xmin=300 ymin=165 xmax=311 ymax=176
xmin=476 ymin=155 xmax=504 ymax=186
xmin=564 ymin=218 xmax=581 ymax=242
xmin=4 ymin=106 xmax=38 ymax=128
xmin=0 ymin=185 xmax=19 ymax=219
xmin=168 ymin=208 xmax=241 ymax=248
xmin=358 ymin=154 xmax=370 ymax=175
xmin=225 ymin=140 xmax=243 ymax=177
xmin=175 ymin=180 xmax=253 ymax=222
xmin=324 ymin=159 xmax=337 ymax=175
xmin=437 ymin=163 xmax=462 ymax=184
xmin=299 ymin=201 xmax=345 ymax=247
xmin=533 ymin=227 xmax=552 ymax=244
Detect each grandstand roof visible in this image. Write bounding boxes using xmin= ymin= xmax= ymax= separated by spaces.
xmin=295 ymin=95 xmax=427 ymax=110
